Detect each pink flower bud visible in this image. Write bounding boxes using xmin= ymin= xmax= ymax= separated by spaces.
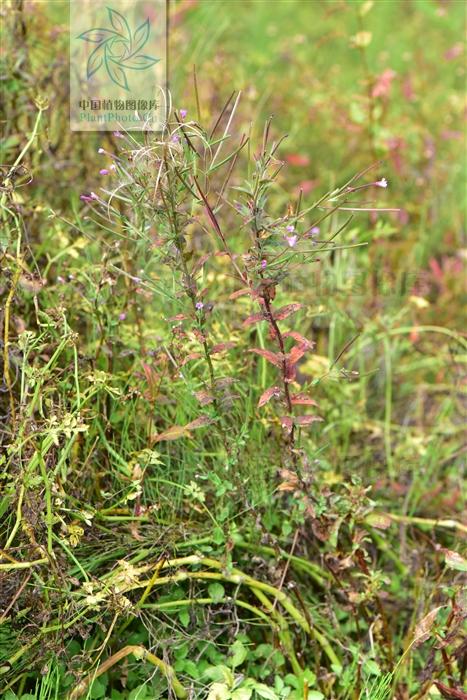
xmin=376 ymin=178 xmax=388 ymax=188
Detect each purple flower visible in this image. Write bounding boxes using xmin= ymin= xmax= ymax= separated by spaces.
xmin=376 ymin=177 xmax=388 ymax=188
xmin=180 ymin=109 xmax=187 ymax=119
xmin=99 ymin=168 xmax=109 ymax=175
xmin=118 ymin=312 xmax=126 ymax=321
xmin=286 ymin=224 xmax=295 ymax=233
xmin=98 ymin=148 xmax=105 ymax=154
xmin=261 ymin=259 xmax=267 ymax=269
xmin=113 ymin=131 xmax=124 ymax=138
xmin=80 ymin=192 xmax=98 ymax=203
xmin=286 ymin=235 xmax=298 ymax=247
xmin=311 ymin=226 xmax=320 ymax=235
xmin=195 ymin=301 xmax=204 ymax=310
xmin=110 ymin=163 xmax=117 ymax=171
xmin=171 ymin=134 xmax=180 ymax=143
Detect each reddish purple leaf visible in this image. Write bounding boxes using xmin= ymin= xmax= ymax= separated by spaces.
xmin=294 ymin=415 xmax=323 ymax=426
xmin=284 ymin=360 xmax=297 ymax=383
xmin=434 ymin=682 xmax=467 ymax=700
xmin=243 ymin=312 xmax=266 ymax=327
xmin=291 ymin=393 xmax=318 ymax=406
xmin=249 ymin=348 xmax=283 ymax=368
xmin=287 ymin=345 xmax=307 ymax=365
xmin=195 ymin=390 xmax=214 ymax=405
xmin=258 ymin=385 xmax=281 ymax=408
xmin=215 ymin=376 xmax=234 ymax=388
xmin=273 ymin=303 xmax=303 ymax=321
xmin=210 ymin=341 xmax=236 ymax=354
xmin=142 ymin=363 xmax=157 ymax=383
xmin=181 ymin=352 xmax=203 ymax=365
xmin=192 ymin=253 xmax=211 ymax=275
xmin=283 ymin=331 xmax=315 ymax=349
xmin=229 ymin=287 xmax=252 ymax=300
xmin=185 ymin=415 xmax=213 ymax=430
xmin=280 ymin=415 xmax=294 ymax=433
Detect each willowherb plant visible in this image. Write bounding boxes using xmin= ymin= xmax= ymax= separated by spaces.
xmin=80 ymin=96 xmax=389 ymax=488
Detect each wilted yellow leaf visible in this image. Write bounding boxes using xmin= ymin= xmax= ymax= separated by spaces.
xmin=413 ymin=606 xmax=444 ymax=647
xmin=365 ymin=512 xmax=392 ymax=529
xmin=152 ymin=425 xmax=191 ymax=442
xmin=359 ymin=0 xmax=374 ymax=16
xmin=409 ymin=295 xmax=430 ymax=309
xmin=444 ymin=549 xmax=467 ymax=572
xmin=350 ymin=31 xmax=372 ymax=48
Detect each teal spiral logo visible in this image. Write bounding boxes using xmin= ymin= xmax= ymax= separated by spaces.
xmin=77 ymin=7 xmax=160 ymax=91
